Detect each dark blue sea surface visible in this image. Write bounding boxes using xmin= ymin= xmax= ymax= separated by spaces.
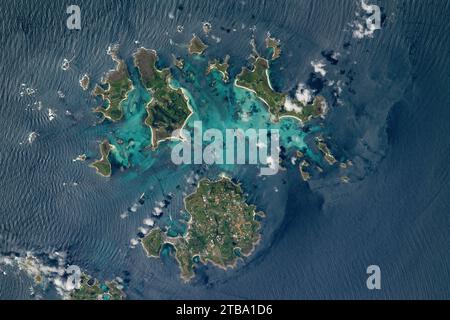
xmin=0 ymin=0 xmax=449 ymax=299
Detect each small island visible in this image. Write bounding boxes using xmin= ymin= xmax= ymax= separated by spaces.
xmin=90 ymin=140 xmax=112 ymax=177
xmin=206 ymin=55 xmax=230 ymax=82
xmin=316 ymin=136 xmax=337 ymax=165
xmin=188 ymin=35 xmax=208 ymax=55
xmin=172 ymin=54 xmax=185 ymax=69
xmin=79 ymin=73 xmax=90 ymax=91
xmin=70 ymin=273 xmax=124 ymax=300
xmin=141 ymin=177 xmax=262 ymax=281
xmin=142 ymin=228 xmax=165 ymax=258
xmin=134 ymin=48 xmax=193 ymax=148
xmin=92 ymin=47 xmax=132 ymax=121
xmin=299 ymin=160 xmax=311 ymax=181
xmin=265 ymin=35 xmax=282 ymax=60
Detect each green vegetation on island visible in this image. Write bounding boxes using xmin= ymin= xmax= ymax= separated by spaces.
xmin=70 ymin=274 xmax=125 ymax=300
xmin=142 ymin=228 xmax=164 ymax=257
xmin=90 ymin=140 xmax=112 ymax=177
xmin=282 ymin=95 xmax=328 ymax=122
xmin=316 ymin=136 xmax=337 ymax=165
xmin=206 ymin=55 xmax=230 ymax=82
xmin=188 ymin=35 xmax=208 ymax=55
xmin=141 ymin=177 xmax=262 ymax=281
xmin=236 ymin=57 xmax=285 ymax=118
xmin=92 ymin=48 xmax=132 ymax=121
xmin=236 ymin=56 xmax=327 ymax=123
xmin=134 ymin=48 xmax=192 ymax=148
xmin=181 ymin=177 xmax=262 ymax=278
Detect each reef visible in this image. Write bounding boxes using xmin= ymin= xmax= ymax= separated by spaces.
xmin=142 ymin=228 xmax=165 ymax=258
xmin=299 ymin=160 xmax=311 ymax=181
xmin=172 ymin=54 xmax=185 ymax=69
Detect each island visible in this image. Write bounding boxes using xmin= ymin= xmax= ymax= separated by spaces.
xmin=265 ymin=35 xmax=282 ymax=60
xmin=134 ymin=48 xmax=193 ymax=148
xmin=72 ymin=153 xmax=87 ymax=162
xmin=235 ymin=55 xmax=327 ymax=123
xmin=92 ymin=47 xmax=132 ymax=121
xmin=299 ymin=160 xmax=311 ymax=181
xmin=316 ymin=136 xmax=337 ymax=165
xmin=340 ymin=176 xmax=350 ymax=183
xmin=235 ymin=57 xmax=285 ymax=117
xmin=188 ymin=35 xmax=208 ymax=55
xmin=90 ymin=140 xmax=112 ymax=177
xmin=206 ymin=55 xmax=230 ymax=82
xmin=142 ymin=228 xmax=165 ymax=258
xmin=79 ymin=73 xmax=90 ymax=91
xmin=172 ymin=54 xmax=185 ymax=69
xmin=141 ymin=177 xmax=263 ymax=281
xmin=202 ymin=22 xmax=212 ymax=35
xmin=70 ymin=274 xmax=125 ymax=300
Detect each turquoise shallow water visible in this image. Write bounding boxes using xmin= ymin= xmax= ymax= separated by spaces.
xmin=96 ymin=48 xmax=319 ymax=235
xmin=107 ymin=64 xmax=152 ymax=169
xmin=98 ymin=48 xmax=317 ymax=173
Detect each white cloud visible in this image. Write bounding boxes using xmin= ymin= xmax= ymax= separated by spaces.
xmin=48 ymin=108 xmax=56 ymax=121
xmin=153 ymin=207 xmax=163 ymax=216
xmin=27 ymin=132 xmax=38 ymax=144
xmin=295 ymin=83 xmax=313 ymax=105
xmin=0 ymin=251 xmax=75 ymax=299
xmin=351 ymin=0 xmax=380 ymax=39
xmin=284 ymin=96 xmax=303 ymax=114
xmin=138 ymin=227 xmax=149 ymax=235
xmin=311 ymin=60 xmax=327 ymax=77
xmin=143 ymin=218 xmax=155 ymax=227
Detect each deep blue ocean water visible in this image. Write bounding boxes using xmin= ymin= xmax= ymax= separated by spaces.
xmin=0 ymin=0 xmax=449 ymax=299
